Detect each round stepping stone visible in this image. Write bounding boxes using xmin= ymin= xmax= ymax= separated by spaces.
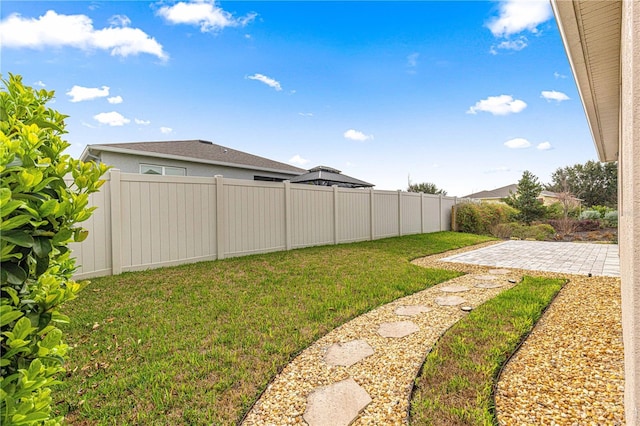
xmin=461 ymin=306 xmax=473 ymax=312
xmin=377 ymin=321 xmax=420 ymax=338
xmin=434 ymin=295 xmax=466 ymax=306
xmin=324 ymin=340 xmax=374 ymax=367
xmin=475 ymin=275 xmax=499 ymax=281
xmin=475 ymin=282 xmax=504 ymax=289
xmin=303 ymin=378 xmax=372 ymax=426
xmin=394 ymin=305 xmax=432 ymax=317
xmin=439 ymin=285 xmax=471 ymax=293
xmin=488 ymin=269 xmax=511 ymax=275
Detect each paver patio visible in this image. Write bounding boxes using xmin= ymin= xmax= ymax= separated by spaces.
xmin=441 ymin=240 xmax=620 ymax=277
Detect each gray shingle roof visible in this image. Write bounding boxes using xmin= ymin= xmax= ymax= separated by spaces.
xmin=464 ymin=184 xmax=560 ymax=199
xmin=290 ymin=166 xmax=374 ymax=188
xmin=87 ymin=140 xmax=307 ymax=175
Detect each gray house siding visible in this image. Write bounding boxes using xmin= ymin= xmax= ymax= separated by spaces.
xmin=97 ymin=151 xmax=300 ymax=181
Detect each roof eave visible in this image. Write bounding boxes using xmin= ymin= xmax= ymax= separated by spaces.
xmin=551 ymin=0 xmax=621 ymax=163
xmin=85 ymin=144 xmax=304 ymax=176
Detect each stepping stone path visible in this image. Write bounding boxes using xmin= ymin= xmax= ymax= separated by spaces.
xmin=395 ymin=305 xmax=431 ymax=317
xmin=377 ymin=321 xmax=420 ymax=338
xmin=303 ymin=378 xmax=372 ymax=426
xmin=242 ymin=263 xmax=519 ymax=426
xmin=475 ymin=274 xmax=500 ymax=280
xmin=475 ymin=282 xmax=504 ymax=289
xmin=324 ymin=340 xmax=374 ymax=367
xmin=434 ymin=295 xmax=466 ymax=306
xmin=439 ymin=285 xmax=471 ymax=293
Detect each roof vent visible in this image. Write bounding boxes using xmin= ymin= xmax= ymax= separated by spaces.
xmin=199 ymin=140 xmax=213 ymax=145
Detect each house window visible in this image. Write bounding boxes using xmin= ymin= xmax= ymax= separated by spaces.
xmin=140 ymin=164 xmax=186 ymax=176
xmin=254 ymin=175 xmax=285 ymax=182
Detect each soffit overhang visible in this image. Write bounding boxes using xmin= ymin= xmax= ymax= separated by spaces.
xmin=551 ymin=0 xmax=622 ymax=162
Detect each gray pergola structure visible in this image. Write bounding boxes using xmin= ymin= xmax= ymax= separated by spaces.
xmin=289 ymin=166 xmax=374 ymax=188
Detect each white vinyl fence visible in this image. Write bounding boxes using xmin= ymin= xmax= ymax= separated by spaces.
xmin=70 ymin=170 xmax=459 ymax=279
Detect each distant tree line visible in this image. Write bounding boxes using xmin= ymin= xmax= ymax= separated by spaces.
xmin=545 ymin=160 xmax=617 ymax=208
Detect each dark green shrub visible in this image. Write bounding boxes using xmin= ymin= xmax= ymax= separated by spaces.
xmin=604 ymin=211 xmax=618 ymax=227
xmin=490 ymin=222 xmax=556 ymax=241
xmin=589 ymin=205 xmax=612 ymax=218
xmin=455 ymin=202 xmax=518 ymax=236
xmin=1 ymin=74 xmax=108 ymax=425
xmin=579 ymin=210 xmax=601 ymax=220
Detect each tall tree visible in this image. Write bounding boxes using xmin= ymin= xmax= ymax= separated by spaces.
xmin=407 ymin=182 xmax=447 ymax=195
xmin=505 ymin=171 xmax=546 ymax=225
xmin=546 ymin=160 xmax=617 ymax=208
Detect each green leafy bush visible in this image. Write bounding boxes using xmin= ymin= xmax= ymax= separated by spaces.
xmin=545 ymin=202 xmax=581 ymax=220
xmin=579 ymin=210 xmax=601 ymax=220
xmin=454 ymin=202 xmax=517 ymax=236
xmin=589 ymin=205 xmax=612 ymax=219
xmin=490 ymin=222 xmax=556 ymax=241
xmin=604 ymin=211 xmax=618 ymax=227
xmin=1 ymin=74 xmax=108 ymax=425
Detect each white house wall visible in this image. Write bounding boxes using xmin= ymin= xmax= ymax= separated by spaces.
xmin=620 ymin=1 xmax=640 ymax=422
xmin=71 ymin=171 xmax=459 ymax=280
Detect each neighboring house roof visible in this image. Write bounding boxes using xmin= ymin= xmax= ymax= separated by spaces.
xmin=289 ymin=166 xmax=374 ymax=188
xmin=464 ymin=184 xmax=562 ymax=200
xmin=81 ymin=140 xmax=307 ymax=176
xmin=551 ymin=0 xmax=621 ymax=162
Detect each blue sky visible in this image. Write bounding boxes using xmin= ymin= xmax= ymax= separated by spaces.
xmin=1 ymin=0 xmax=597 ymax=196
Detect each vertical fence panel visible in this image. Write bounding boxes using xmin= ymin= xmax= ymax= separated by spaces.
xmin=224 ymin=179 xmax=286 ymax=256
xmin=421 ymin=193 xmax=441 ymax=232
xmin=69 ymin=176 xmax=112 ymax=279
xmin=290 ymin=185 xmax=334 ymax=248
xmin=374 ymin=190 xmax=400 ymax=238
xmin=401 ymin=192 xmax=422 ymax=235
xmin=336 ymin=188 xmax=370 ymax=243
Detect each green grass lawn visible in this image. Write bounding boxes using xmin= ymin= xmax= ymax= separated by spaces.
xmin=410 ymin=275 xmax=565 ymax=425
xmin=54 ymin=231 xmax=492 ymax=425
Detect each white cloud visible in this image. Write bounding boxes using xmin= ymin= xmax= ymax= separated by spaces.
xmin=486 ymin=0 xmax=552 ymax=38
xmin=289 ymin=154 xmax=309 ymax=166
xmin=157 ymin=0 xmax=256 ymax=33
xmin=0 ymin=10 xmax=168 ymax=60
xmin=467 ymin=95 xmax=527 ymax=115
xmin=504 ymin=138 xmax=531 ymax=149
xmin=486 ymin=0 xmax=552 ymax=54
xmin=107 ymin=95 xmax=123 ymax=104
xmin=94 ymin=111 xmax=130 ymax=126
xmin=298 ymin=112 xmax=313 ymax=117
xmin=247 ymin=73 xmax=282 ymax=91
xmin=160 ymin=126 xmax=173 ymax=134
xmin=67 ymin=85 xmax=109 ymax=102
xmin=33 ymin=80 xmax=46 ymax=87
xmin=485 ymin=166 xmax=511 ymax=173
xmin=407 ymin=53 xmax=420 ymax=73
xmin=537 ymin=141 xmax=552 ymax=150
xmin=344 ymin=129 xmax=373 ymax=142
xmin=492 ymin=36 xmax=528 ymax=53
xmin=541 ymin=90 xmax=570 ymax=102
xmin=554 ymin=71 xmax=568 ymax=79
xmin=108 ymin=14 xmax=131 ymax=27
xmin=135 ymin=118 xmax=151 ymax=125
